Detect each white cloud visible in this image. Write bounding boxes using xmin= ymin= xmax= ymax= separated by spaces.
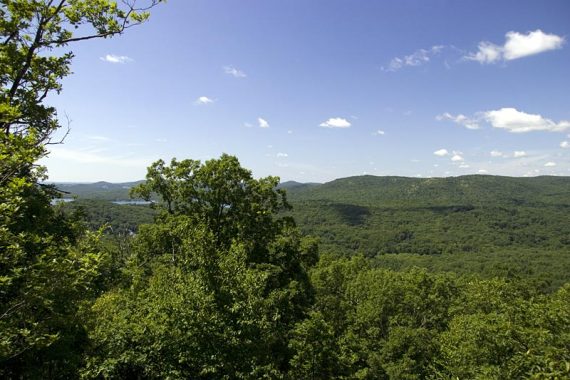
xmin=478 ymin=169 xmax=488 ymax=174
xmin=467 ymin=42 xmax=503 ymax=64
xmin=276 ymin=152 xmax=288 ymax=158
xmin=544 ymin=162 xmax=557 ymax=167
xmin=504 ymin=30 xmax=565 ymax=60
xmin=513 ymin=151 xmax=527 ymax=158
xmin=373 ymin=130 xmax=385 ymax=136
xmin=437 ymin=107 xmax=570 ymax=134
xmin=451 ymin=154 xmax=464 ymax=162
xmin=466 ymin=30 xmax=565 ymax=63
xmin=224 ymin=65 xmax=246 ymax=78
xmin=383 ymin=45 xmax=445 ymax=71
xmin=484 ymin=108 xmax=570 ymax=133
xmin=459 ymin=164 xmax=470 ymax=168
xmin=433 ymin=149 xmax=449 ymax=157
xmin=258 ymin=117 xmax=270 ymax=128
xmin=466 ymin=151 xmax=569 ymax=177
xmin=437 ymin=112 xmax=480 ymax=130
xmin=156 ymin=138 xmax=167 ymax=143
xmin=195 ymin=96 xmax=214 ymax=105
xmin=490 ymin=150 xmax=505 ymax=157
xmin=560 ymin=141 xmax=570 ymax=149
xmin=319 ymin=117 xmax=351 ymax=128
xmin=100 ymin=54 xmax=133 ymax=64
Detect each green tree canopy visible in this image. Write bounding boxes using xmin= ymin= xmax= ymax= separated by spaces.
xmin=85 ymin=155 xmax=319 ymax=378
xmin=0 ymin=1 xmax=163 ymax=376
xmin=131 ymin=154 xmax=304 ymax=260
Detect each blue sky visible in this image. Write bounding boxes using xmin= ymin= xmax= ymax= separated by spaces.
xmin=42 ymin=0 xmax=570 ymax=182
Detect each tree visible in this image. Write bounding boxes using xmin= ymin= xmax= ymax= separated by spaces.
xmin=130 ymin=155 xmax=293 ymax=254
xmin=0 ymin=1 xmax=163 ymax=376
xmin=85 ymin=155 xmax=319 ymax=378
xmin=288 ymin=311 xmax=341 ymax=380
xmin=437 ymin=279 xmax=570 ymax=379
xmin=1 ymin=0 xmax=162 ymax=142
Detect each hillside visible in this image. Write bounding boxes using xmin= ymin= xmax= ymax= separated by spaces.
xmin=287 ymin=175 xmax=570 ymax=207
xmin=59 ymin=175 xmax=570 ymax=258
xmin=55 ymin=174 xmax=570 ymax=291
xmin=286 ymin=175 xmax=570 ymax=256
xmin=53 ymin=181 xmax=144 ymax=200
xmin=277 ymin=180 xmax=321 ymax=191
xmin=56 ymin=180 xmax=321 ymax=200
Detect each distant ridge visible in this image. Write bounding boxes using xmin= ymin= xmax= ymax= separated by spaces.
xmin=51 ymin=174 xmax=570 ymax=265
xmin=277 ymin=181 xmax=320 ymax=190
xmin=52 ymin=175 xmax=570 ymax=205
xmin=286 ymin=174 xmax=570 ymax=207
xmin=283 ymin=174 xmax=570 ymax=260
xmin=54 ymin=181 xmax=144 ymax=200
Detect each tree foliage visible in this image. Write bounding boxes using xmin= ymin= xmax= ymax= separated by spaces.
xmin=301 ymin=256 xmax=570 ymax=379
xmin=84 ymin=155 xmax=319 ymax=378
xmin=131 ymin=155 xmax=294 ymax=254
xmin=0 ymin=1 xmax=162 ymax=376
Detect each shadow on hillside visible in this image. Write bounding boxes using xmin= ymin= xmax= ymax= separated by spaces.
xmin=330 ymin=203 xmax=370 ymax=226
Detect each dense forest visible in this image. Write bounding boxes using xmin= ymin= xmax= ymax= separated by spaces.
xmin=59 ymin=175 xmax=570 ymax=293
xmin=1 ymin=1 xmax=569 ymax=379
xmin=29 ymin=168 xmax=570 ymax=379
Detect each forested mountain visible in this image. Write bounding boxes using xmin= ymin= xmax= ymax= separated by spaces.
xmin=277 ymin=181 xmax=321 ymax=191
xmin=57 ymin=174 xmax=570 ymax=291
xmin=54 ymin=179 xmax=320 ymax=199
xmin=54 ymin=181 xmax=144 ymax=200
xmin=56 ymin=175 xmax=570 ymax=257
xmin=287 ymin=174 xmax=570 ymax=207
xmin=57 ymin=174 xmax=570 ymax=205
xmin=285 ymin=175 xmax=570 ymax=255
xmin=63 ymin=199 xmax=156 ymax=234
